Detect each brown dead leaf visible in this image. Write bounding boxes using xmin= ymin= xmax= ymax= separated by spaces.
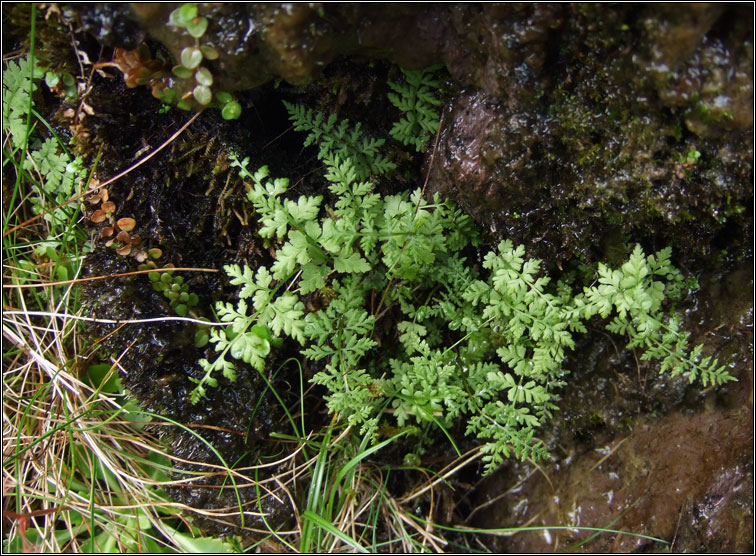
xmin=116 ymin=217 xmax=136 ymax=232
xmin=115 ymin=231 xmax=131 ymax=244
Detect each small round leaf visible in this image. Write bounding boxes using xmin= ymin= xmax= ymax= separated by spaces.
xmin=194 ymin=329 xmax=209 ymax=348
xmin=214 ymin=91 xmax=232 ymax=104
xmin=116 ymin=217 xmax=136 ymax=232
xmin=186 ymin=16 xmax=208 ymax=38
xmin=195 ymin=67 xmax=213 ymax=87
xmin=172 ymin=65 xmax=193 ymax=79
xmin=169 ymin=7 xmax=186 ymax=26
xmin=180 ymin=47 xmax=203 ymax=70
xmin=178 ymin=3 xmax=197 ymax=23
xmin=200 ymin=45 xmax=219 ymax=60
xmin=193 ymin=84 xmax=212 ymax=105
xmin=45 ymin=72 xmax=60 ymax=88
xmin=221 ymin=100 xmax=242 ymax=120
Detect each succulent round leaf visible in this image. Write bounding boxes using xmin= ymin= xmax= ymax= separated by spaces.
xmin=193 ymin=84 xmax=212 ymax=105
xmin=172 ymin=65 xmax=193 ymax=79
xmin=116 ymin=217 xmax=136 ymax=232
xmin=194 ymin=329 xmax=210 ymax=348
xmin=178 ymin=3 xmax=197 ymax=24
xmin=186 ymin=16 xmax=208 ymax=38
xmin=215 ymin=91 xmax=232 ymax=104
xmin=195 ymin=67 xmax=213 ymax=87
xmin=200 ymin=45 xmax=219 ymax=60
xmin=222 ymin=100 xmax=242 ymax=120
xmin=169 ymin=7 xmax=186 ymax=26
xmin=45 ymin=72 xmax=60 ymax=88
xmin=180 ymin=47 xmax=203 ymax=70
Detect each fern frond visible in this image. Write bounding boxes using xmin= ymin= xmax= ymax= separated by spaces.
xmin=283 ymin=100 xmax=396 ymax=180
xmin=387 ymin=65 xmax=443 ymax=151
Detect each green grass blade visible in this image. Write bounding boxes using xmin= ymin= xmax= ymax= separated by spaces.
xmin=301 ymin=510 xmax=369 ymax=553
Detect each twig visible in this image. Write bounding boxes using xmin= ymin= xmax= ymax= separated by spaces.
xmin=2 ymin=266 xmax=218 ymax=289
xmin=4 ymin=111 xmax=202 ymax=237
xmin=3 ymin=310 xmax=226 ymax=327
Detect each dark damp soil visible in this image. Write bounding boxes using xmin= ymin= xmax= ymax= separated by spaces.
xmin=6 ymin=3 xmax=752 ymax=550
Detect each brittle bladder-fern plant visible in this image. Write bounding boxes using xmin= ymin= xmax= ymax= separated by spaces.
xmin=193 ymin=102 xmax=732 ymax=473
xmin=387 ymin=64 xmax=443 ymax=151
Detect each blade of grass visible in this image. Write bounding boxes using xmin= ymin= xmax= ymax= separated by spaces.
xmin=412 ymin=518 xmax=670 ymax=545
xmin=300 ymin=416 xmax=336 ymax=552
xmin=301 ymin=510 xmax=369 ymax=553
xmin=325 ymin=429 xmax=411 ymax=521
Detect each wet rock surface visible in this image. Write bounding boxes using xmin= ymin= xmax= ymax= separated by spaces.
xmin=8 ymin=2 xmax=752 ymax=549
xmin=464 ymin=262 xmax=753 ymax=552
xmin=471 ymin=396 xmax=752 ymax=552
xmin=72 ymin=2 xmax=752 ymax=263
xmin=426 ymin=3 xmax=753 ymax=266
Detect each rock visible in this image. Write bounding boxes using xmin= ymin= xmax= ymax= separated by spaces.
xmin=424 ymin=4 xmax=753 ymax=265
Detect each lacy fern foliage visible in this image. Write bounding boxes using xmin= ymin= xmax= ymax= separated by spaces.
xmin=196 ymin=140 xmax=731 ymax=473
xmin=283 ymin=100 xmax=396 ymax=180
xmin=387 ymin=65 xmax=443 ymax=151
xmin=194 ymin=99 xmax=733 ymax=474
xmin=3 ymin=56 xmax=44 ymax=148
xmin=575 ymin=245 xmax=731 ymax=386
xmin=3 ymin=57 xmax=87 ymax=232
